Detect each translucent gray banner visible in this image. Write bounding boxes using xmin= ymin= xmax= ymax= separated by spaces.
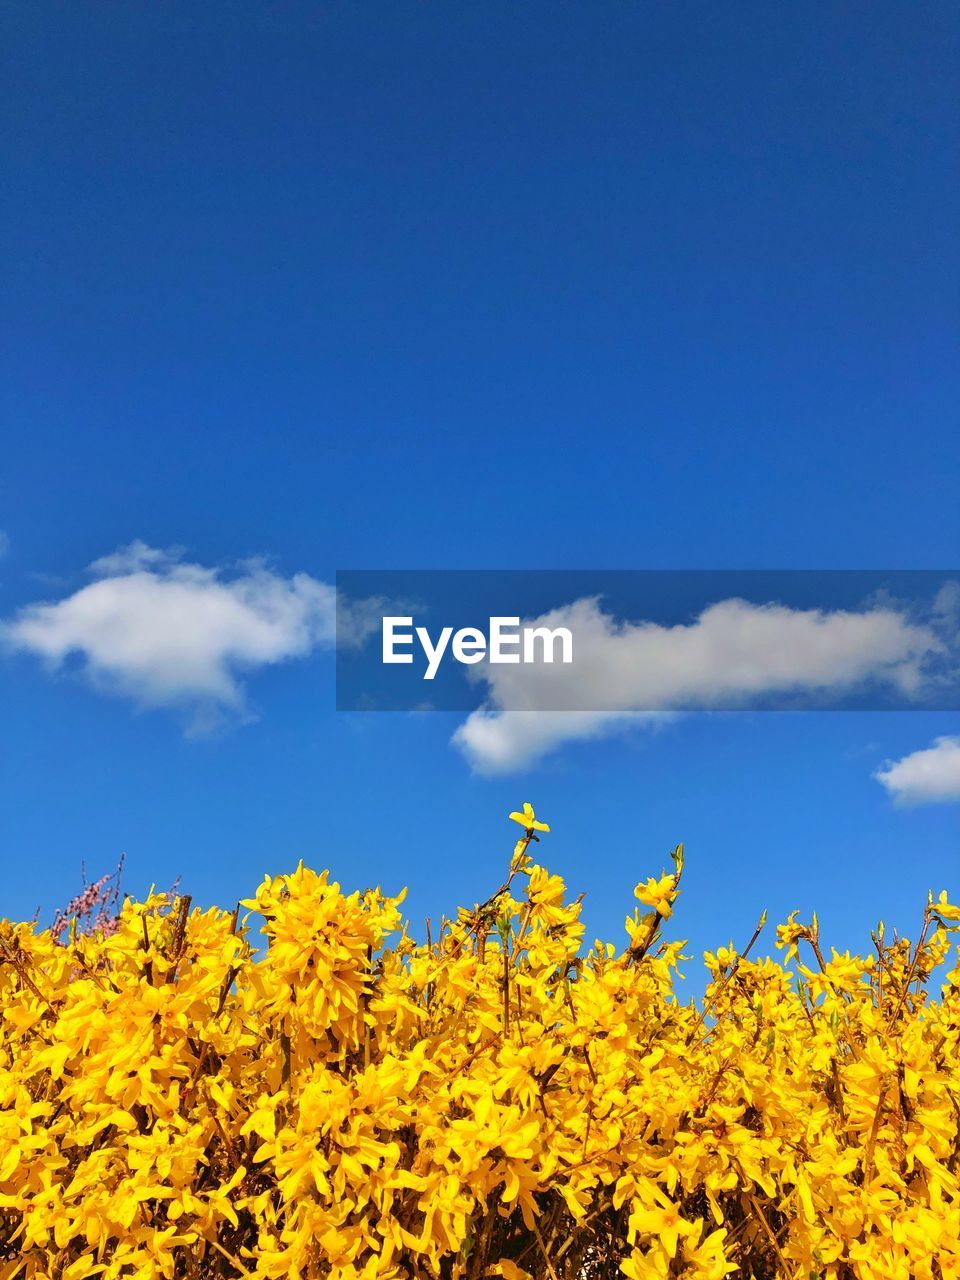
xmin=336 ymin=570 xmax=960 ymax=712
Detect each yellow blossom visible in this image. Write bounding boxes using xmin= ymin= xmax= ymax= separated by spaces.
xmin=508 ymin=802 xmax=550 ymax=834
xmin=0 ymin=804 xmax=958 ymax=1280
xmin=633 ymin=873 xmax=678 ymax=918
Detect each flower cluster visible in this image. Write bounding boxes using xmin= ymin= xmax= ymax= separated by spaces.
xmin=49 ymin=859 xmax=126 ymax=944
xmin=1 ymin=806 xmax=959 ymax=1280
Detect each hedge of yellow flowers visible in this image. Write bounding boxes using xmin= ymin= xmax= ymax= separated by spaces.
xmin=2 ymin=806 xmax=959 ymax=1280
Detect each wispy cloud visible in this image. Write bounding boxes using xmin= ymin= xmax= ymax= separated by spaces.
xmin=0 ymin=531 xmax=9 ymax=559
xmin=2 ymin=542 xmax=337 ymax=733
xmin=874 ymin=737 xmax=960 ymax=806
xmin=454 ymin=596 xmax=949 ymax=773
xmin=87 ymin=538 xmax=183 ymax=576
xmin=453 ymin=708 xmax=666 ymax=774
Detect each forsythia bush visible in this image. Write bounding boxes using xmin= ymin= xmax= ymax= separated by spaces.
xmin=1 ymin=808 xmax=959 ymax=1280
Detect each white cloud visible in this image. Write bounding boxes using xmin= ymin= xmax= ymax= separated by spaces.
xmin=934 ymin=580 xmax=960 ymax=630
xmin=87 ymin=538 xmax=182 ymax=576
xmin=452 ymin=708 xmax=667 ymax=774
xmin=2 ymin=542 xmax=336 ymax=732
xmin=454 ymin=596 xmax=947 ymax=773
xmin=0 ymin=531 xmax=9 ymax=559
xmin=874 ymin=737 xmax=960 ymax=806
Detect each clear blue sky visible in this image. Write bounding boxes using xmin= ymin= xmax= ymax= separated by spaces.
xmin=1 ymin=3 xmax=957 ymax=973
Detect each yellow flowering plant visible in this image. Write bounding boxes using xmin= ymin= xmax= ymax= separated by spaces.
xmin=1 ymin=806 xmax=959 ymax=1280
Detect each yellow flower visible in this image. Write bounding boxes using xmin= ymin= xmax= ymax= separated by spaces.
xmin=633 ymin=873 xmax=677 ymax=918
xmin=932 ymin=889 xmax=960 ymax=923
xmin=508 ymin=802 xmax=550 ymax=834
xmin=682 ymin=1223 xmax=736 ymax=1279
xmin=2 ymin=802 xmax=959 ymax=1280
xmin=628 ymin=1193 xmax=697 ymax=1258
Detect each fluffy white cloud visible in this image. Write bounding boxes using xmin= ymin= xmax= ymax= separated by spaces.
xmin=3 ymin=542 xmax=336 ymax=732
xmin=454 ymin=596 xmax=946 ymax=773
xmin=452 ymin=709 xmax=666 ymax=774
xmin=87 ymin=538 xmax=181 ymax=576
xmin=874 ymin=737 xmax=960 ymax=806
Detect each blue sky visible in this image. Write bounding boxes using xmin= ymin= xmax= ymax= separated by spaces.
xmin=1 ymin=3 xmax=957 ymax=974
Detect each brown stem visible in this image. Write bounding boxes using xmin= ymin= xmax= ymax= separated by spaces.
xmin=688 ymin=910 xmax=767 ymax=1042
xmin=531 ymin=1217 xmax=560 ymax=1280
xmin=502 ymin=948 xmax=511 ymax=1036
xmin=0 ymin=935 xmax=56 ymax=1020
xmin=889 ymin=911 xmax=932 ymax=1024
xmin=743 ymin=1187 xmax=789 ymax=1275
